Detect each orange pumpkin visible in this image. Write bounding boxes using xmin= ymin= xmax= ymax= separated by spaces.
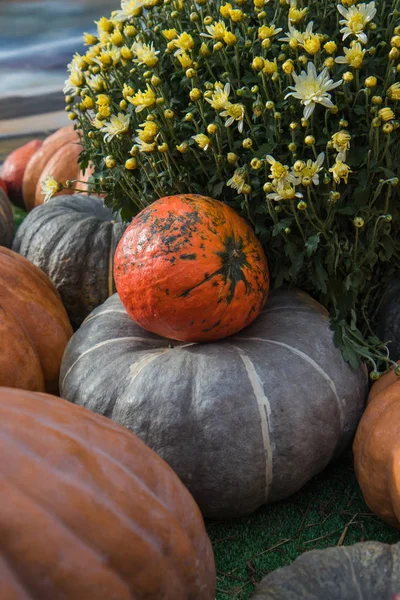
xmin=0 ymin=139 xmax=42 ymax=207
xmin=0 ymin=387 xmax=216 ymax=599
xmin=0 ymin=248 xmax=72 ymax=393
xmin=353 ymin=365 xmax=400 ymax=528
xmin=114 ymin=194 xmax=269 ymax=342
xmin=22 ymin=126 xmax=88 ymax=212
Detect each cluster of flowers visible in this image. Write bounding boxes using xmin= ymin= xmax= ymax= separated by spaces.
xmin=58 ymin=0 xmax=400 ymax=372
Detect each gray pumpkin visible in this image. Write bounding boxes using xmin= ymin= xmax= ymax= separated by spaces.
xmin=0 ymin=188 xmax=14 ymax=247
xmin=60 ymin=288 xmax=367 ymax=519
xmin=252 ymin=541 xmax=400 ymax=599
xmin=378 ymin=278 xmax=400 ymax=360
xmin=12 ymin=194 xmax=126 ymax=329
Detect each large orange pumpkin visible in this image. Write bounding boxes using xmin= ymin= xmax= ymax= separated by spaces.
xmin=353 ymin=365 xmax=400 ymax=528
xmin=114 ymin=194 xmax=269 ymax=342
xmin=0 ymin=139 xmax=43 ymax=207
xmin=22 ymin=126 xmax=90 ymax=212
xmin=0 ymin=387 xmax=216 ymax=599
xmin=0 ymin=248 xmax=72 ymax=393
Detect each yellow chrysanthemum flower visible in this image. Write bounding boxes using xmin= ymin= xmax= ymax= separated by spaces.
xmin=202 ymin=21 xmax=228 ymax=40
xmin=101 ymin=113 xmax=130 ymax=142
xmin=258 ymin=25 xmax=283 ymax=40
xmin=266 ymin=156 xmax=292 ymax=185
xmin=329 ymin=160 xmax=352 ymax=183
xmin=205 ymin=83 xmax=231 ymax=111
xmin=128 ymin=85 xmax=157 ymax=112
xmin=41 ymin=175 xmax=63 ymax=203
xmin=220 ymin=103 xmax=245 ymax=132
xmin=335 ymin=42 xmax=365 ymax=68
xmin=337 ymin=2 xmax=377 ymax=44
xmin=220 ymin=2 xmax=232 ymax=17
xmin=132 ymin=41 xmax=160 ymax=67
xmin=177 ymin=52 xmax=193 ymax=68
xmin=263 ymin=59 xmax=278 ymax=75
xmin=289 ymin=4 xmax=307 ymax=23
xmin=114 ymin=0 xmax=146 ymax=22
xmin=331 ymin=130 xmax=351 ymax=160
xmin=137 ymin=120 xmax=159 ymax=142
xmin=173 ymin=32 xmax=195 ymax=55
xmin=192 ymin=133 xmax=211 ymax=150
xmin=293 ymin=153 xmax=325 ymax=185
xmin=227 ymin=169 xmax=246 ymax=193
xmin=378 ymin=107 xmax=395 ymax=121
xmin=388 ymin=82 xmax=400 ymax=100
xmin=267 ymin=183 xmax=303 ymax=201
xmin=162 ymin=28 xmax=178 ymax=41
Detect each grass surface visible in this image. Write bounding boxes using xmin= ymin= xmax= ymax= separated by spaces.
xmin=206 ymin=452 xmax=400 ymax=599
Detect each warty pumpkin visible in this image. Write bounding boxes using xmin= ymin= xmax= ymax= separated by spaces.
xmin=114 ymin=194 xmax=269 ymax=342
xmin=60 ymin=288 xmax=367 ymax=519
xmin=0 ymin=139 xmax=42 ymax=207
xmin=0 ymin=188 xmax=13 ymax=248
xmin=0 ymin=387 xmax=216 ymax=599
xmin=353 ymin=365 xmax=400 ymax=528
xmin=0 ymin=248 xmax=72 ymax=393
xmin=252 ymin=541 xmax=400 ymax=599
xmin=13 ymin=194 xmax=126 ymax=329
xmin=22 ymin=126 xmax=89 ymax=212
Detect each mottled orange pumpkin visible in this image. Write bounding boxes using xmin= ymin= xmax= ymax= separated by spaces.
xmin=353 ymin=365 xmax=400 ymax=528
xmin=114 ymin=194 xmax=269 ymax=342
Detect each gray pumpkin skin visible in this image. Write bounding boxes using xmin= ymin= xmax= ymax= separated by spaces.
xmin=0 ymin=188 xmax=14 ymax=247
xmin=378 ymin=279 xmax=400 ymax=360
xmin=60 ymin=288 xmax=367 ymax=519
xmin=12 ymin=194 xmax=126 ymax=329
xmin=252 ymin=541 xmax=400 ymax=600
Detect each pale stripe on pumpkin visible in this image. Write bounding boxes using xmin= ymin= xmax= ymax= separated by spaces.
xmin=230 ymin=345 xmax=273 ymax=502
xmin=84 ymin=309 xmax=128 ymax=323
xmin=232 ymin=337 xmax=345 ymax=430
xmin=129 ymin=351 xmax=171 ymax=382
xmin=61 ymin=337 xmax=165 ymax=388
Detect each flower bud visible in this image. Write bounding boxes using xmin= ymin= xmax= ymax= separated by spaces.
xmin=125 ymin=157 xmax=137 ymax=170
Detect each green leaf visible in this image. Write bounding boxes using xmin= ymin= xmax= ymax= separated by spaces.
xmin=315 ymin=259 xmax=328 ymax=294
xmin=305 ymin=233 xmax=320 ymax=257
xmin=272 ymin=218 xmax=293 ymax=237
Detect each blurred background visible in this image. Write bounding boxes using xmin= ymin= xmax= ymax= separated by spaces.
xmin=0 ymin=0 xmax=116 ymax=159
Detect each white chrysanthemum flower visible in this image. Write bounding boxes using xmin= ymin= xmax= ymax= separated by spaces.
xmin=337 ymin=2 xmax=377 ymax=44
xmin=41 ymin=175 xmax=62 ymax=203
xmin=267 ymin=183 xmax=303 ymax=202
xmin=285 ymin=62 xmax=342 ymax=119
xmin=101 ymin=113 xmax=130 ymax=142
xmin=132 ymin=41 xmax=160 ymax=68
xmin=266 ymin=155 xmax=297 ymax=186
xmin=292 ymin=153 xmax=325 ymax=186
xmin=114 ymin=0 xmax=146 ymax=22
xmin=227 ymin=169 xmax=246 ymax=193
xmin=220 ymin=103 xmax=245 ymax=133
xmin=63 ymin=65 xmax=84 ymax=95
xmin=278 ymin=22 xmax=305 ymax=45
xmin=134 ymin=137 xmax=157 ymax=152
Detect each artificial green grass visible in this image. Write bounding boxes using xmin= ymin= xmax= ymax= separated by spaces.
xmin=206 ymin=452 xmax=400 ymax=599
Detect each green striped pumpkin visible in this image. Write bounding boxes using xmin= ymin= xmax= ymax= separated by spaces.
xmin=60 ymin=288 xmax=367 ymax=519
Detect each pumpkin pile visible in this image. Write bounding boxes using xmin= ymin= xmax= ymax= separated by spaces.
xmin=3 ymin=129 xmax=400 ymax=597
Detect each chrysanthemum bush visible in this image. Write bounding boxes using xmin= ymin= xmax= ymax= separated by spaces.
xmin=60 ymin=0 xmax=400 ymax=374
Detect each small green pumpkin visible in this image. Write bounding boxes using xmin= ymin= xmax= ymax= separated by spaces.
xmin=13 ymin=194 xmax=126 ymax=329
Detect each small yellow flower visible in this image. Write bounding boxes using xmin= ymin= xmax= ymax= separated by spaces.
xmin=229 ymin=9 xmax=245 ymax=22
xmin=96 ymin=17 xmax=113 ymax=33
xmin=82 ymin=95 xmax=95 ymax=109
xmin=132 ymin=41 xmax=160 ymax=67
xmin=331 ymin=130 xmax=351 ymax=160
xmin=84 ymin=33 xmax=98 ymax=46
xmin=329 ymin=160 xmax=352 ymax=184
xmin=378 ymin=107 xmax=395 ymax=122
xmin=258 ymin=25 xmax=283 ymax=40
xmin=227 ymin=152 xmax=238 ymax=164
xmin=220 ymin=2 xmax=233 ymax=18
xmin=303 ymin=35 xmax=321 ymax=55
xmin=342 ymin=71 xmax=354 ymax=82
xmin=324 ymin=41 xmax=337 ymax=54
xmin=266 ymin=156 xmax=291 ymax=185
xmin=137 ymin=120 xmax=158 ymax=142
xmin=227 ymin=169 xmax=246 ymax=193
xmin=263 ymin=59 xmax=278 ymax=75
xmin=220 ymin=103 xmax=245 ymax=132
xmin=101 ymin=113 xmax=130 ymax=142
xmin=135 ymin=138 xmax=157 ymax=152
xmin=389 ymin=48 xmax=400 ymax=60
xmin=98 ymin=105 xmax=111 ymax=118
xmin=162 ymin=28 xmax=178 ymax=40
xmin=199 ymin=42 xmax=211 ymax=57
xmin=41 ymin=175 xmax=63 ymax=203
xmin=96 ymin=94 xmax=111 ymax=106
xmin=289 ymin=5 xmax=307 ymax=23
xmin=388 ymin=83 xmax=400 ymax=100
xmin=282 ymin=59 xmax=295 ymax=74
xmin=125 ymin=157 xmax=137 ymax=170
xmin=192 ymin=133 xmax=211 ymax=150
xmin=111 ymin=30 xmax=124 ymax=46
xmin=202 ymin=21 xmax=227 ymax=40
xmin=254 ymin=0 xmax=265 ymax=7
xmin=178 ymin=52 xmax=193 ymax=68
xmin=224 ymin=32 xmax=237 ymax=46
xmin=365 ymin=76 xmax=377 ymax=87
xmin=391 ymin=35 xmax=400 ymax=48
xmin=174 ymin=32 xmax=195 ymax=55
xmin=337 ymin=2 xmax=377 ymax=45
xmin=205 ymin=83 xmax=230 ymax=110
xmin=252 ymin=57 xmax=265 ymax=71
xmin=335 ymin=42 xmax=365 ymax=68
xmin=267 ymin=183 xmax=303 ymax=201
xmin=128 ymin=85 xmax=156 ymax=112
xmin=176 ymin=143 xmax=190 ymax=153
xmin=189 ymin=88 xmax=202 ymax=101
xmin=121 ymin=45 xmax=133 ymax=60
xmin=293 ymin=153 xmax=325 ymax=185
xmin=324 ymin=57 xmax=335 ymax=68
xmin=382 ymin=123 xmax=394 ymax=134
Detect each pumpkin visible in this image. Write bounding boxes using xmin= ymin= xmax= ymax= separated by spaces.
xmin=353 ymin=366 xmax=400 ymax=528
xmin=0 ymin=139 xmax=42 ymax=207
xmin=0 ymin=188 xmax=14 ymax=248
xmin=0 ymin=387 xmax=216 ymax=599
xmin=0 ymin=177 xmax=8 ymax=194
xmin=13 ymin=194 xmax=126 ymax=329
xmin=377 ymin=278 xmax=400 ymax=360
xmin=0 ymin=248 xmax=72 ymax=393
xmin=60 ymin=288 xmax=367 ymax=519
xmin=114 ymin=194 xmax=269 ymax=342
xmin=22 ymin=126 xmax=89 ymax=212
xmin=252 ymin=541 xmax=400 ymax=599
